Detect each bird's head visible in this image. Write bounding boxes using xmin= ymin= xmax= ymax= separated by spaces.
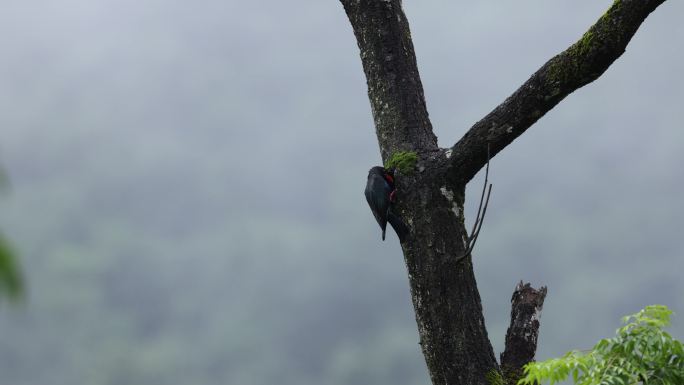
xmin=368 ymin=166 xmax=396 ymax=184
xmin=368 ymin=166 xmax=385 ymax=177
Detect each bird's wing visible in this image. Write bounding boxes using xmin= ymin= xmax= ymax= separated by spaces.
xmin=365 ymin=174 xmax=390 ymax=227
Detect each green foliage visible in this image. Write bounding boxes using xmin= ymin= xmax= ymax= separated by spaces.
xmin=519 ymin=305 xmax=684 ymax=385
xmin=385 ymin=151 xmax=418 ymax=175
xmin=0 ymin=233 xmax=22 ymax=301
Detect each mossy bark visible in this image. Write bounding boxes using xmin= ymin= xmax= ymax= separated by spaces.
xmin=385 ymin=151 xmax=418 ymax=174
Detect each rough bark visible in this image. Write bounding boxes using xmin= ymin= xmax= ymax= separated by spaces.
xmin=500 ymin=282 xmax=548 ymax=385
xmin=396 ymin=164 xmax=497 ymax=385
xmin=339 ymin=0 xmax=667 ymax=384
xmin=341 ymin=2 xmax=497 ymax=383
xmin=340 ymin=0 xmax=438 ymax=161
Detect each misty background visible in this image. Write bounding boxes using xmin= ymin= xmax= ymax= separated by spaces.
xmin=0 ymin=1 xmax=683 ymax=384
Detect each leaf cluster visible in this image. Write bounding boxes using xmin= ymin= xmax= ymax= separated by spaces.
xmin=519 ymin=305 xmax=684 ymax=385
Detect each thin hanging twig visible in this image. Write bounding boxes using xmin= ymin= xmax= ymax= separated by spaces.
xmin=457 ymin=145 xmax=493 ymax=263
xmin=469 ymin=146 xmax=490 ymax=239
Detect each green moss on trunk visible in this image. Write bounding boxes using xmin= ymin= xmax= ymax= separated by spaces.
xmin=385 ymin=151 xmax=418 ymax=174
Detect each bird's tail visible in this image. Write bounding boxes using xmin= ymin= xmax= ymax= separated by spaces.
xmin=388 ymin=212 xmax=410 ymax=242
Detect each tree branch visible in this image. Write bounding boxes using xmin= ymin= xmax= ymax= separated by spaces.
xmin=501 ymin=282 xmax=548 ymax=385
xmin=341 ymin=0 xmax=438 ymax=161
xmin=450 ymin=0 xmax=667 ymax=184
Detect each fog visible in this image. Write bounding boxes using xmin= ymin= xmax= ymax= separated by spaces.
xmin=0 ymin=1 xmax=682 ymax=384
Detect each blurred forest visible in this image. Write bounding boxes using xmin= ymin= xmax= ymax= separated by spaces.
xmin=0 ymin=1 xmax=683 ymax=385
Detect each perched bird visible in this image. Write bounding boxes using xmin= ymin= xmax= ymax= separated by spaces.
xmin=364 ymin=166 xmax=410 ymax=241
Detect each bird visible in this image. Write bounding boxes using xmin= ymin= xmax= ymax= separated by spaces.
xmin=364 ymin=166 xmax=410 ymax=241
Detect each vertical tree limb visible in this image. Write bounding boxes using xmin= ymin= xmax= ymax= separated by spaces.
xmin=340 ymin=0 xmax=438 ymax=161
xmin=501 ymin=282 xmax=548 ymax=384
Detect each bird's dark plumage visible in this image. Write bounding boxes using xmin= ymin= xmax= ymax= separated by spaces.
xmin=364 ymin=166 xmax=409 ymax=241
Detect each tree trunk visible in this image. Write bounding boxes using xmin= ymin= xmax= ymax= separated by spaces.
xmin=398 ymin=164 xmax=497 ymax=385
xmin=339 ymin=0 xmax=667 ymax=384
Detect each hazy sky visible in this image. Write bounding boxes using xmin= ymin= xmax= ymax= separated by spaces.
xmin=0 ymin=1 xmax=683 ymax=384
